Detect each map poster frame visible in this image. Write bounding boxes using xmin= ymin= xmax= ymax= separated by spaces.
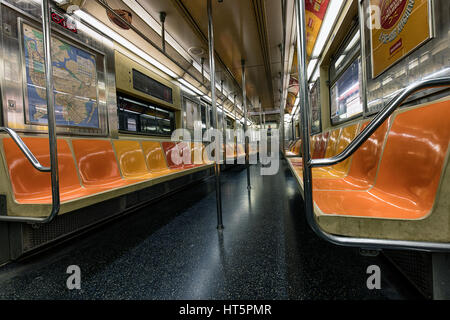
xmin=18 ymin=17 xmax=108 ymax=134
xmin=368 ymin=0 xmax=434 ymax=79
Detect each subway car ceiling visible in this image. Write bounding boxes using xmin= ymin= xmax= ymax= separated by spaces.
xmin=77 ymin=0 xmax=285 ymax=125
xmin=2 ymin=0 xmax=292 ymax=132
xmin=284 ymin=0 xmax=450 ymax=140
xmin=2 ymin=0 xmax=449 ymax=137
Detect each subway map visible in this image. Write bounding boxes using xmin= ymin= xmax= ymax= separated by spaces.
xmin=23 ymin=23 xmax=99 ymax=128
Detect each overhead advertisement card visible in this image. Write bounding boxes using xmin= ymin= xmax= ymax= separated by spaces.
xmin=305 ymin=0 xmax=330 ymax=57
xmin=369 ymin=0 xmax=432 ymax=78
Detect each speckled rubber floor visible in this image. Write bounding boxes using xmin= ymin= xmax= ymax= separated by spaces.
xmin=0 ymin=159 xmax=421 ymax=299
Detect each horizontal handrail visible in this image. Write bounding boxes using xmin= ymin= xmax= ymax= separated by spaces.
xmin=0 ymin=127 xmax=50 ymax=172
xmin=310 ymin=77 xmax=450 ymax=168
xmin=294 ymin=0 xmax=450 ymax=253
xmin=305 ymin=77 xmax=450 ymax=252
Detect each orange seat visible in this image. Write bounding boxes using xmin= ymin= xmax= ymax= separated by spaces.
xmin=284 ymin=140 xmax=295 ymax=152
xmin=286 ymin=139 xmax=301 ymax=156
xmin=314 ymin=101 xmax=450 ymax=219
xmin=312 ymin=132 xmax=329 ymax=159
xmin=201 ymin=143 xmax=214 ymax=164
xmin=72 ymin=139 xmax=137 ymax=188
xmin=289 ymin=130 xmax=329 ymax=166
xmin=237 ymin=144 xmax=245 ymax=157
xmin=161 ymin=142 xmax=185 ymax=169
xmin=3 ymin=137 xmax=101 ymax=204
xmin=191 ymin=142 xmax=208 ymax=165
xmin=178 ymin=141 xmax=198 ymax=168
xmin=141 ymin=141 xmax=180 ymax=175
xmin=312 ymin=120 xmax=389 ymax=191
xmin=113 ymin=140 xmax=158 ymax=180
xmin=225 ymin=143 xmax=235 ymax=160
xmin=310 ymin=135 xmax=317 ymax=156
xmin=313 ymin=124 xmax=359 ymax=179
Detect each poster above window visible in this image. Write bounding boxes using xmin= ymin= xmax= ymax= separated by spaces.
xmin=369 ymin=0 xmax=433 ymax=78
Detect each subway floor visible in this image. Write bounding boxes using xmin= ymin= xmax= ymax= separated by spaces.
xmin=0 ymin=159 xmax=422 ymax=299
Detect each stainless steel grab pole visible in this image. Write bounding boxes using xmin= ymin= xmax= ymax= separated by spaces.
xmin=294 ymin=0 xmax=314 ymax=237
xmin=294 ymin=0 xmax=450 ymax=252
xmin=207 ymin=0 xmax=224 ymax=230
xmin=0 ymin=0 xmax=60 ymax=224
xmin=241 ymin=60 xmax=251 ymax=190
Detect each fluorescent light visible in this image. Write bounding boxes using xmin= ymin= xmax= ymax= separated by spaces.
xmin=179 ymin=84 xmax=196 ymax=96
xmin=334 ymin=55 xmax=345 ymax=69
xmin=291 ymin=95 xmax=300 ymax=116
xmin=311 ymin=0 xmax=344 ymax=58
xmin=311 ymin=66 xmax=320 ymax=82
xmin=307 ymin=59 xmax=318 ymax=80
xmin=294 ymin=95 xmax=300 ymax=107
xmin=122 ymin=0 xmax=207 ymax=80
xmin=203 ymin=95 xmax=212 ymax=103
xmin=345 ymin=31 xmax=360 ymax=52
xmin=178 ymin=78 xmax=203 ymax=96
xmin=74 ymin=10 xmax=178 ymax=78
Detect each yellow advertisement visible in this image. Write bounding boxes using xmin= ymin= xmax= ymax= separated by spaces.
xmin=369 ymin=0 xmax=432 ymax=78
xmin=305 ymin=0 xmax=330 ymax=57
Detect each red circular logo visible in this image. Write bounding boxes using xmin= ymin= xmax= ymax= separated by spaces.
xmin=380 ymin=0 xmax=408 ymax=29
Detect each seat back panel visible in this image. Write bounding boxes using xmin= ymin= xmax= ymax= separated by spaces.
xmin=161 ymin=142 xmax=184 ymax=169
xmin=3 ymin=137 xmax=80 ymax=200
xmin=141 ymin=141 xmax=170 ymax=172
xmin=375 ymin=101 xmax=450 ymax=211
xmin=324 ymin=129 xmax=341 ymax=158
xmin=72 ymin=139 xmax=123 ymax=186
xmin=331 ymin=124 xmax=359 ymax=174
xmin=113 ymin=140 xmax=149 ymax=178
xmin=347 ymin=120 xmax=390 ymax=185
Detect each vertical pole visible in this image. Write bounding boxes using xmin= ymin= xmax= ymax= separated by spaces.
xmin=294 ymin=0 xmax=314 ymax=228
xmin=241 ymin=60 xmax=251 ymax=189
xmin=279 ymin=73 xmax=284 ymax=153
xmin=358 ymin=2 xmax=368 ymax=115
xmin=41 ymin=0 xmax=60 ymax=218
xmin=234 ymin=94 xmax=237 ymax=127
xmin=291 ymin=118 xmax=294 ymax=139
xmin=207 ymin=0 xmax=224 ymax=230
xmin=221 ymin=80 xmax=226 ymax=161
xmin=160 ymin=12 xmax=166 ymax=53
xmin=280 ymin=0 xmax=286 ymax=152
xmin=259 ymin=99 xmax=263 ymax=128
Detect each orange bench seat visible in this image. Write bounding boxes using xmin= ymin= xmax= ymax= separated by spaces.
xmin=72 ymin=139 xmax=140 ymax=189
xmin=3 ymin=137 xmax=104 ymax=204
xmin=291 ymin=100 xmax=450 ymax=220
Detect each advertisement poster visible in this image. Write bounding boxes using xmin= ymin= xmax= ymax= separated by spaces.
xmin=369 ymin=0 xmax=432 ymax=78
xmin=305 ymin=0 xmax=330 ymax=56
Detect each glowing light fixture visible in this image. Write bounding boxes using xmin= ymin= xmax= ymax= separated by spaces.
xmin=74 ymin=10 xmax=178 ymax=78
xmin=311 ymin=0 xmax=345 ymax=58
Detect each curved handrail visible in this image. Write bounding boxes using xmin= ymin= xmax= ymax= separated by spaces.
xmin=306 ymin=78 xmax=450 ymax=252
xmin=294 ymin=0 xmax=450 ymax=252
xmin=310 ymin=77 xmax=450 ymax=168
xmin=0 ymin=127 xmax=50 ymax=172
xmin=0 ymin=0 xmax=59 ymax=224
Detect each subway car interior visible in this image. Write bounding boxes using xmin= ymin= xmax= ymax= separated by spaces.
xmin=0 ymin=0 xmax=449 ymax=303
